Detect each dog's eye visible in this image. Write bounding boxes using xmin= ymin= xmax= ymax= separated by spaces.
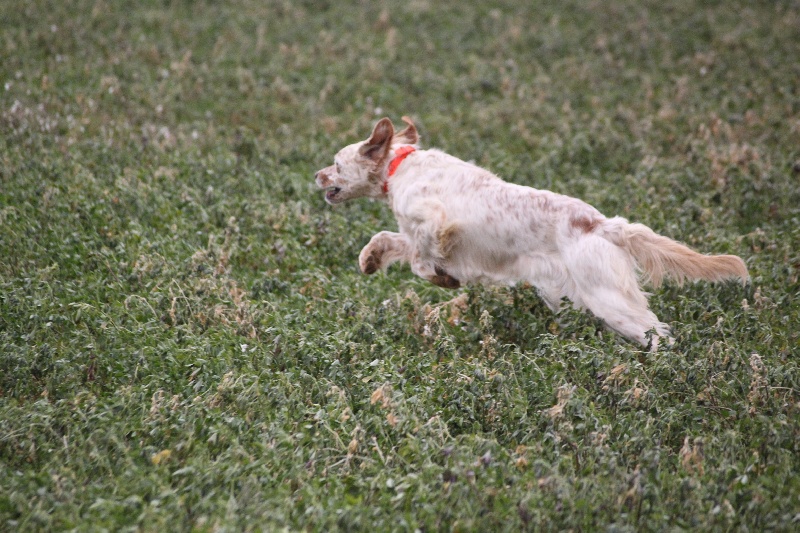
xmin=335 ymin=163 xmax=341 ymax=173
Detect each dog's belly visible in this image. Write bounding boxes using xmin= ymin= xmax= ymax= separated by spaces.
xmin=442 ymin=237 xmax=563 ymax=288
xmin=394 ymin=181 xmax=587 ymax=290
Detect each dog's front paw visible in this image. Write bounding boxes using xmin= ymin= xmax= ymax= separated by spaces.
xmin=359 ymin=246 xmax=382 ymax=275
xmin=431 ymin=274 xmax=460 ymax=289
xmin=430 ymin=265 xmax=461 ymax=289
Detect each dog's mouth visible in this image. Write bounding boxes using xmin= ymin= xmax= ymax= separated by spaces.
xmin=324 ymin=186 xmax=343 ymax=204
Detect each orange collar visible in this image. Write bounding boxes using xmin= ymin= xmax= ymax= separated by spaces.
xmin=383 ymin=146 xmax=416 ymax=194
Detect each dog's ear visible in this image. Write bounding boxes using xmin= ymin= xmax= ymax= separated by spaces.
xmin=394 ymin=116 xmax=419 ymax=145
xmin=359 ymin=117 xmax=394 ymax=163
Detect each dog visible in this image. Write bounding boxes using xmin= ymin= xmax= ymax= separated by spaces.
xmin=315 ymin=116 xmax=748 ymax=348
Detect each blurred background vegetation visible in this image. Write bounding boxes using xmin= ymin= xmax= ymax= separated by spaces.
xmin=1 ymin=0 xmax=799 ymax=530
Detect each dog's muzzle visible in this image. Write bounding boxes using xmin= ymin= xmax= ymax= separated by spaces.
xmin=315 ymin=167 xmax=343 ymax=204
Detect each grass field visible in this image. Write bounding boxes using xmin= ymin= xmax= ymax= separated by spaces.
xmin=2 ymin=0 xmax=799 ymax=530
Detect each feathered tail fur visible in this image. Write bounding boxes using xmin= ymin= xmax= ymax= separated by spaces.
xmin=602 ymin=217 xmax=749 ymax=288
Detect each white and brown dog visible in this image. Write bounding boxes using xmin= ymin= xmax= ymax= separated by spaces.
xmin=315 ymin=117 xmax=748 ymax=348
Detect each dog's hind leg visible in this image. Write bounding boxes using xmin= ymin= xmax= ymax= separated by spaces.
xmin=561 ymin=235 xmax=672 ymax=348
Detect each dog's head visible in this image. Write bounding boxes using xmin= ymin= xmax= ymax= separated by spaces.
xmin=315 ymin=116 xmax=418 ymax=204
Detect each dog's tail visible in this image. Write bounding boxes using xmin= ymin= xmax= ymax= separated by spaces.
xmin=601 ymin=217 xmax=748 ymax=288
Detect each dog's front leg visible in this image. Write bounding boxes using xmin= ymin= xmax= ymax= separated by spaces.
xmin=430 ymin=265 xmax=461 ymax=289
xmin=359 ymin=231 xmax=413 ymax=274
xmin=409 ymin=253 xmax=461 ymax=289
xmin=359 ymin=231 xmax=460 ymax=289
xmin=399 ymin=198 xmax=461 ymax=288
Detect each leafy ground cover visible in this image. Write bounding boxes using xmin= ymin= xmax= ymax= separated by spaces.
xmin=1 ymin=0 xmax=799 ymax=530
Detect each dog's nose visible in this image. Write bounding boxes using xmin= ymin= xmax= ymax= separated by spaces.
xmin=315 ymin=168 xmax=331 ymax=187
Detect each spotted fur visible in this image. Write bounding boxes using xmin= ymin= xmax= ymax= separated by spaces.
xmin=314 ymin=117 xmax=748 ymax=348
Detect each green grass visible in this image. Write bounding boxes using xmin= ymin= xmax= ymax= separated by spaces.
xmin=1 ymin=0 xmax=799 ymax=530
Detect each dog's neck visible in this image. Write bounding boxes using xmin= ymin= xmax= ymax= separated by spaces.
xmin=382 ymin=145 xmax=416 ymax=194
